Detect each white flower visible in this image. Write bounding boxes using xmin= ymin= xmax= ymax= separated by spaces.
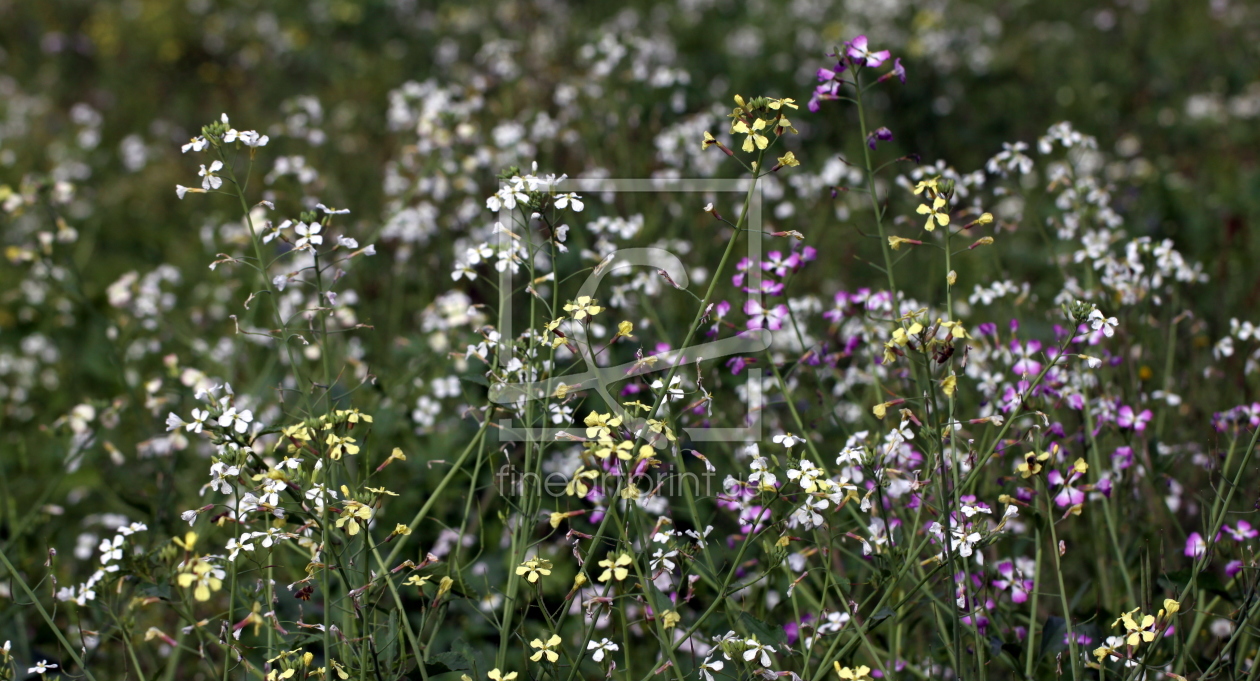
xmin=225 ymin=536 xmax=255 ymax=561
xmin=554 ymin=192 xmax=584 ymax=211
xmin=99 ymin=535 xmax=123 ymax=563
xmin=199 ymin=160 xmax=224 ymax=190
xmin=176 ymin=184 xmax=190 ymax=199
xmin=587 ymin=638 xmax=619 ymax=662
xmin=316 ymin=203 xmax=351 ymax=215
xmin=186 ymin=408 xmax=209 ymax=434
xmin=180 ymin=509 xmax=199 ymax=526
xmin=650 ymin=548 xmax=678 ymax=573
xmin=1088 ymin=309 xmax=1119 ymax=337
xmin=650 ymin=375 xmax=684 ymax=401
xmin=699 ymin=657 xmax=724 ymax=681
xmin=217 ymin=407 xmax=253 ymax=434
xmin=772 ymin=432 xmax=805 ymax=449
xmin=181 ymin=136 xmax=208 ymax=153
xmin=742 ymin=637 xmax=775 ymax=667
xmin=29 ymin=661 xmax=58 ymax=675
xmin=295 ymin=222 xmax=323 ymax=250
xmin=337 ymin=236 xmax=359 ymax=249
xmin=238 ymin=130 xmax=269 ymax=147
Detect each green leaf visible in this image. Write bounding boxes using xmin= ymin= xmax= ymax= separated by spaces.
xmin=739 ymin=611 xmax=787 ymax=647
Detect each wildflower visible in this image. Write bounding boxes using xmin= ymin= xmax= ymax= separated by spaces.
xmin=1184 ymin=532 xmax=1206 ymax=558
xmin=731 ymin=118 xmax=769 ymax=153
xmin=661 ymin=609 xmax=681 ymax=629
xmin=887 ymin=235 xmax=921 ymax=250
xmin=616 ymin=320 xmax=634 ymax=337
xmin=335 ymin=502 xmax=372 ymax=536
xmin=1016 ymin=449 xmax=1053 ymax=478
xmin=217 ymin=406 xmax=254 ymax=434
xmin=1088 ymin=309 xmax=1119 ymax=337
xmin=743 ymin=636 xmax=776 ymax=667
xmin=597 ymin=552 xmax=633 ymax=582
xmin=583 ymin=411 xmax=622 ymax=439
xmin=515 ymin=558 xmax=553 ymax=583
xmin=846 ymin=35 xmax=891 ymax=67
xmin=866 ymin=127 xmax=894 ymax=149
xmin=877 ymin=57 xmax=907 ymax=83
xmin=29 ymin=661 xmax=59 ymax=675
xmin=325 ymin=434 xmax=360 ymax=460
xmin=564 ymin=296 xmax=603 ymax=320
xmin=404 ymin=575 xmax=431 ymax=588
xmin=699 ymin=657 xmax=725 ymax=681
xmin=774 ymin=151 xmax=800 ymax=170
xmin=198 ymin=160 xmax=224 ymax=190
xmin=916 ymin=196 xmax=950 ymax=231
xmin=554 ymin=192 xmax=584 ymax=212
xmin=565 ymin=466 xmax=599 ymax=497
xmin=487 ymin=669 xmax=518 ymax=681
xmin=529 ymin=634 xmax=562 ymax=663
xmin=295 ymin=222 xmax=323 ymax=250
xmin=182 ymin=136 xmax=208 ymax=153
xmin=177 ymin=558 xmax=225 ymax=602
xmin=835 ymin=664 xmax=872 ymax=681
xmin=587 ymin=638 xmax=619 ymax=662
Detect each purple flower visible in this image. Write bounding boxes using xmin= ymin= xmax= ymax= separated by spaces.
xmin=1225 ymin=521 xmax=1259 ymax=541
xmin=726 ymin=356 xmax=753 ymax=375
xmin=744 ymin=299 xmax=788 ymax=330
xmin=866 ymin=126 xmax=894 ymax=150
xmin=1117 ymin=405 xmax=1153 ymax=432
xmin=1184 ymin=532 xmax=1206 ymax=558
xmin=1226 ymin=560 xmax=1244 ymax=578
xmin=1112 ymin=446 xmax=1134 ymax=470
xmin=877 ymin=58 xmax=907 ymax=84
xmin=846 ymin=35 xmax=891 ymax=67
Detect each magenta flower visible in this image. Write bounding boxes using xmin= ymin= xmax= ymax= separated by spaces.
xmin=1184 ymin=532 xmax=1206 ymax=558
xmin=1117 ymin=405 xmax=1152 ymax=432
xmin=1225 ymin=521 xmax=1258 ymax=541
xmin=744 ymin=299 xmax=788 ymax=330
xmin=846 ymin=35 xmax=891 ymax=67
xmin=877 ymin=58 xmax=907 ymax=84
xmin=866 ymin=127 xmax=894 ymax=150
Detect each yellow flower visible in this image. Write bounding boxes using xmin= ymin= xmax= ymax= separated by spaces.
xmin=1016 ymin=450 xmax=1053 ymax=479
xmin=335 ymin=502 xmax=372 ymax=536
xmin=941 ymin=374 xmax=958 ymax=397
xmin=912 ymin=177 xmax=939 ymax=195
xmin=565 ymin=466 xmax=599 ymax=497
xmin=583 ymin=411 xmax=622 ymax=439
xmin=834 ymin=664 xmax=871 ymax=681
xmin=438 ymin=576 xmax=454 ymax=597
xmin=701 ymin=131 xmax=719 ymax=151
xmin=266 ymin=669 xmax=296 ymax=680
xmin=731 ymin=118 xmax=769 ymax=153
xmin=515 ymin=558 xmax=553 ymax=583
xmin=768 ymin=97 xmax=799 ymax=110
xmin=404 ymin=575 xmax=431 ymax=588
xmin=563 ymin=295 xmax=603 ymax=320
xmin=597 ymin=552 xmax=633 ymax=582
xmin=176 ymin=558 xmax=224 ymax=602
xmin=776 ymin=151 xmax=799 ymax=168
xmin=392 ymin=523 xmax=412 ymax=537
xmin=487 ymin=669 xmax=518 ymax=681
xmin=661 ymin=610 xmax=681 ymax=629
xmin=366 ymin=486 xmax=398 ymax=496
xmin=1072 ymin=458 xmax=1089 ymax=474
xmin=325 ymin=433 xmax=360 ymax=460
xmin=916 ymin=196 xmax=950 ymax=231
xmin=529 ymin=634 xmax=562 ymax=663
xmin=887 ymin=235 xmax=916 ymax=250
xmin=616 ymin=320 xmax=634 ymax=337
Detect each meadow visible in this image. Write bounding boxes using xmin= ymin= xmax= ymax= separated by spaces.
xmin=2 ymin=1 xmax=1260 ymax=680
